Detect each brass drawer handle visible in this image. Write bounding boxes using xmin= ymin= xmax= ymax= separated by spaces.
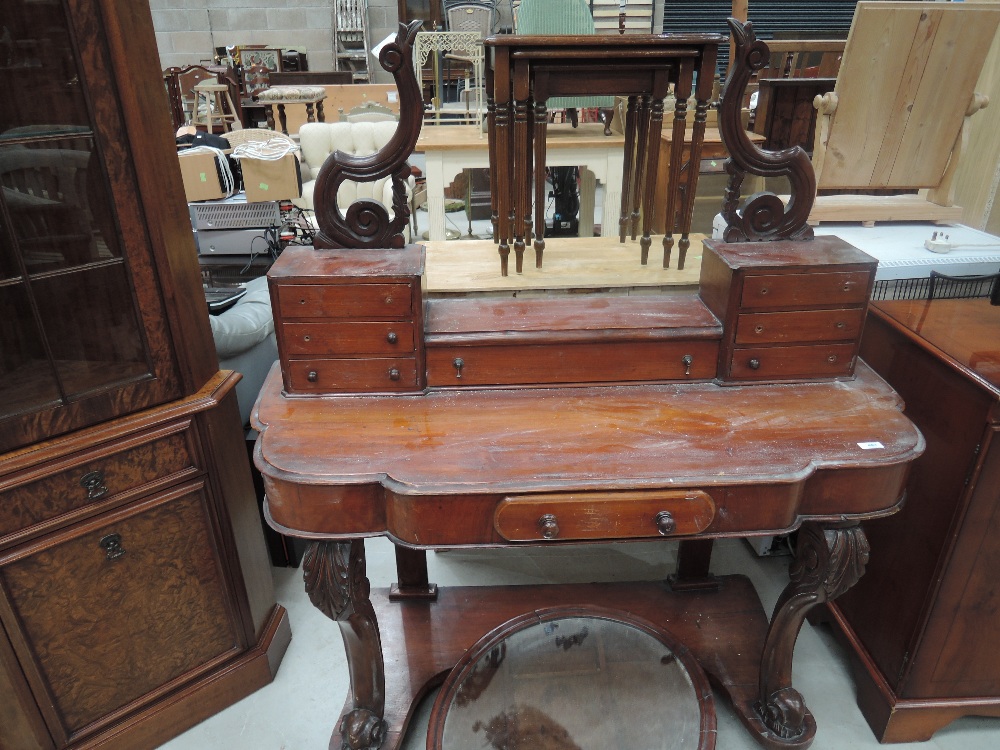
xmin=654 ymin=510 xmax=676 ymax=536
xmin=80 ymin=471 xmax=108 ymax=500
xmin=386 ymin=331 xmax=398 ymax=344
xmin=681 ymin=354 xmax=693 ymax=376
xmin=453 ymin=357 xmax=464 ymax=379
xmin=538 ymin=514 xmax=559 ymax=539
xmin=389 ymin=368 xmax=401 ymax=381
xmin=748 ymin=358 xmax=761 ymax=370
xmin=99 ymin=533 xmax=126 ymax=561
xmin=307 ymin=370 xmax=318 ymax=382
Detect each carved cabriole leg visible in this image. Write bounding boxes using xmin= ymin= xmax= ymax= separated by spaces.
xmin=755 ymin=522 xmax=870 ymax=745
xmin=303 ymin=540 xmax=387 ymax=750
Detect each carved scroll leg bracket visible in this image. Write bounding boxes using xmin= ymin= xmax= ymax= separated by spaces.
xmin=754 ymin=522 xmax=869 ymax=745
xmin=303 ymin=540 xmax=387 ymax=750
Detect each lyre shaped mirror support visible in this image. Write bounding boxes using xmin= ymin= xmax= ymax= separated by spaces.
xmin=718 ymin=18 xmax=815 ymax=243
xmin=312 ymin=21 xmax=424 ymax=250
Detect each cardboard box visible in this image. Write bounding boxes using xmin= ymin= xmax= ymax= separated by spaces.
xmin=178 ymin=150 xmax=226 ymax=202
xmin=240 ymin=154 xmax=302 ymax=202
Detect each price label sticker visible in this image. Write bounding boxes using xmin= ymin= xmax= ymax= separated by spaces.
xmin=259 ymin=182 xmax=269 ymax=191
xmin=857 ymin=441 xmax=885 ymax=450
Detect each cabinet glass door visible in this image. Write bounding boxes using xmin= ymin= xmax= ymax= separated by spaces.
xmin=0 ymin=0 xmax=182 ymax=452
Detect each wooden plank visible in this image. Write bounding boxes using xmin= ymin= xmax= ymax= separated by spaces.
xmin=888 ymin=9 xmax=1000 ymax=188
xmin=820 ymin=6 xmax=923 ymax=188
xmin=805 ymin=194 xmax=965 ymax=225
xmin=423 ymin=235 xmax=705 ymax=293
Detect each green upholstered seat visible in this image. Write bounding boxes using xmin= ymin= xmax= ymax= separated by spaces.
xmin=516 ymin=0 xmax=615 ymax=110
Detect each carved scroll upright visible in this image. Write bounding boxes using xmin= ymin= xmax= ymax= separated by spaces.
xmin=312 ymin=21 xmax=423 ymax=250
xmin=718 ymin=19 xmax=815 ymax=243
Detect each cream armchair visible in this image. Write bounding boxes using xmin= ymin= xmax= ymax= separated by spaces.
xmin=293 ymin=121 xmax=413 ymax=219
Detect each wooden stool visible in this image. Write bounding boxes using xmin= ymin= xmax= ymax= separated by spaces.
xmin=256 ymin=85 xmax=327 ymax=135
xmin=191 ymin=80 xmax=242 ymax=133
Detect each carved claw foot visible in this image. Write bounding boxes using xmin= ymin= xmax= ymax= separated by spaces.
xmin=754 ymin=521 xmax=869 ymax=744
xmin=339 ymin=708 xmax=387 ymax=750
xmin=755 ymin=686 xmax=808 ymax=741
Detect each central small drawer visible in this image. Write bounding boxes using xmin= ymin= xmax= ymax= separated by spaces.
xmin=282 ymin=322 xmax=415 ymax=356
xmin=494 ymin=490 xmax=716 ymax=542
xmin=740 ymin=271 xmax=871 ymax=309
xmin=277 ymin=283 xmax=413 ymax=319
xmin=735 ymin=308 xmax=864 ymax=344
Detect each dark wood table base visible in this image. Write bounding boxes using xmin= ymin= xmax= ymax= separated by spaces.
xmin=327 ymin=574 xmax=831 ymax=750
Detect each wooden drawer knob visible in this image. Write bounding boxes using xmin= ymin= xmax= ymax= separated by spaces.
xmin=388 ymin=368 xmax=401 ymax=381
xmin=748 ymin=358 xmax=761 ymax=370
xmin=386 ymin=331 xmax=398 ymax=344
xmin=538 ymin=513 xmax=559 ymax=539
xmin=307 ymin=370 xmax=318 ymax=382
xmin=655 ymin=510 xmax=676 ymax=536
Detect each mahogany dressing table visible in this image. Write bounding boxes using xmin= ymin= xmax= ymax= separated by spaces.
xmin=253 ymin=22 xmax=923 ymax=750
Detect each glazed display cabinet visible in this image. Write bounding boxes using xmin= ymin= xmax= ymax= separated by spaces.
xmin=0 ymin=1 xmax=288 ymax=747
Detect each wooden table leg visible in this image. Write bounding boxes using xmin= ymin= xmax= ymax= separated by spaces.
xmin=486 ymin=65 xmax=498 ymax=244
xmin=265 ymin=103 xmax=276 ymax=132
xmin=303 ymin=540 xmax=387 ymax=750
xmin=665 ymin=59 xmax=694 ymax=269
xmin=669 ymin=538 xmax=720 ymax=592
xmin=306 ymin=101 xmax=316 ymax=124
xmin=493 ymin=48 xmax=512 ymax=276
xmin=277 ymin=103 xmax=289 ymax=135
xmin=630 ymin=95 xmax=651 ymax=241
xmin=317 ymin=100 xmax=326 ymax=123
xmin=678 ymin=52 xmax=715 ymax=270
xmin=618 ymin=95 xmax=638 ymax=243
xmin=389 ymin=545 xmax=438 ymax=601
xmin=639 ymin=72 xmax=669 ymax=264
xmin=512 ymin=59 xmax=530 ymax=274
xmin=533 ymin=100 xmax=548 ymax=267
xmin=755 ymin=521 xmax=869 ymax=745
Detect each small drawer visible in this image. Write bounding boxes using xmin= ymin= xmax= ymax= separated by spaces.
xmin=728 ymin=343 xmax=857 ymax=380
xmin=740 ymin=271 xmax=870 ymax=309
xmin=735 ymin=309 xmax=864 ymax=345
xmin=494 ymin=490 xmax=716 ymax=542
xmin=277 ymin=283 xmax=413 ymax=320
xmin=282 ymin=322 xmax=415 ymax=356
xmin=286 ymin=357 xmax=419 ymax=392
xmin=0 ymin=429 xmax=198 ymax=538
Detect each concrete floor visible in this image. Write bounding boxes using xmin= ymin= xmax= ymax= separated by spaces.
xmin=160 ymin=536 xmax=1000 ymax=750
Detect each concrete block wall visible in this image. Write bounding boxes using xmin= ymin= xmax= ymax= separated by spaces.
xmin=151 ymin=0 xmax=401 ymax=83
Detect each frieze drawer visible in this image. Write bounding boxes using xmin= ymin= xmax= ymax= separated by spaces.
xmin=735 ymin=309 xmax=864 ymax=345
xmin=426 ymin=340 xmax=720 ymax=387
xmin=286 ymin=358 xmax=419 ymax=393
xmin=281 ymin=322 xmax=416 ymax=357
xmin=276 ymin=283 xmax=414 ymax=319
xmin=740 ymin=271 xmax=871 ymax=309
xmin=494 ymin=490 xmax=716 ymax=541
xmin=728 ymin=343 xmax=857 ymax=380
xmin=0 ymin=426 xmax=198 ymax=540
